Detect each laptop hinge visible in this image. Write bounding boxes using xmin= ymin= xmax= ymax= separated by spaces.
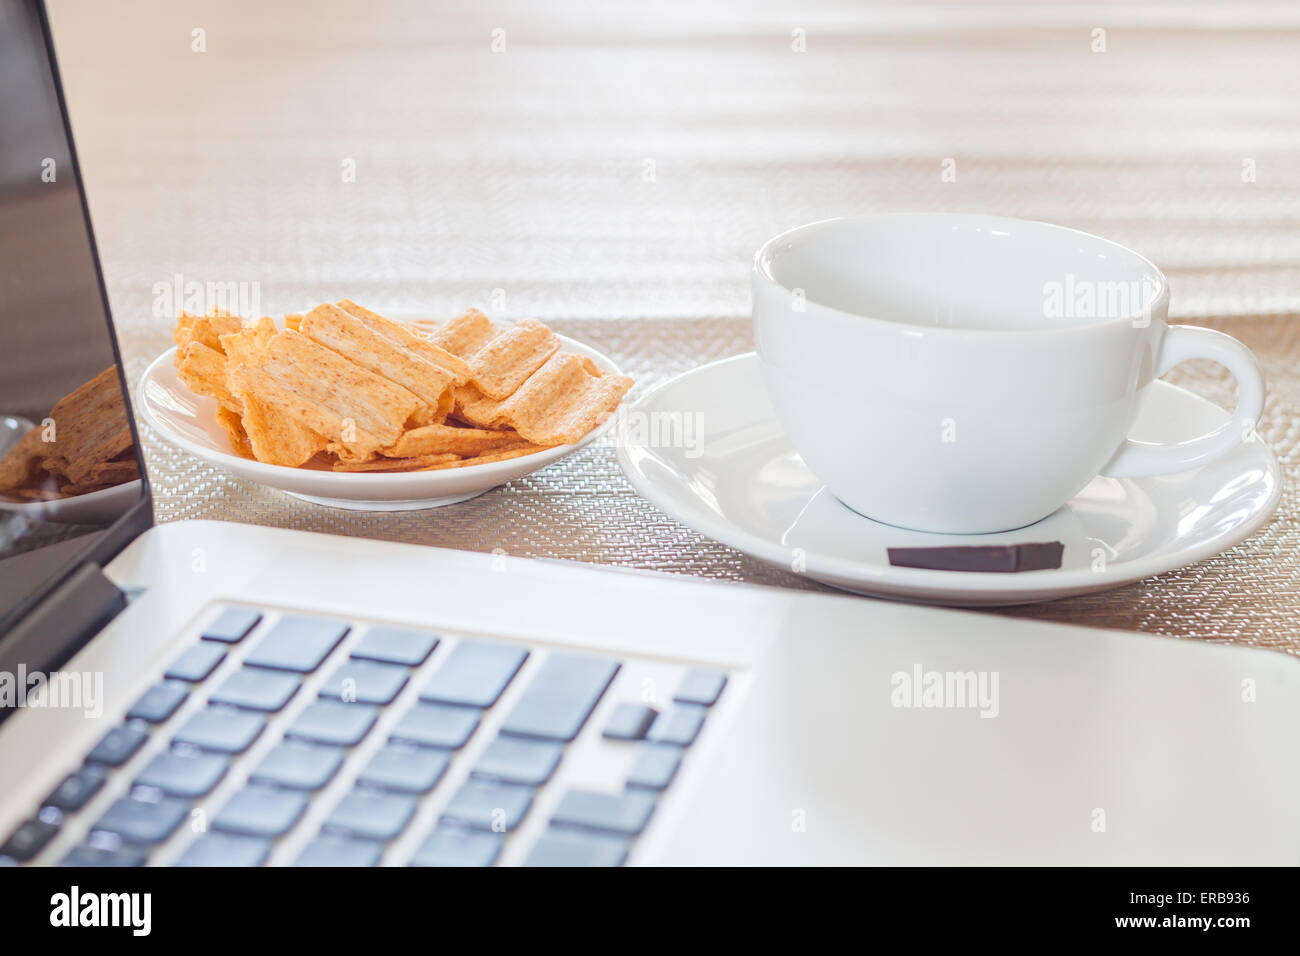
xmin=1 ymin=563 xmax=127 ymax=696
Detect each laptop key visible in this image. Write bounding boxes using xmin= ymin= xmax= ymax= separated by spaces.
xmin=358 ymin=744 xmax=450 ymax=793
xmin=551 ymin=789 xmax=656 ymax=836
xmin=201 ymin=606 xmax=263 ymax=643
xmin=58 ymin=844 xmax=149 ymax=867
xmin=213 ymin=785 xmax=309 ymax=838
xmin=286 ymin=701 xmax=377 ymax=747
xmin=389 ymin=701 xmax=479 ymax=749
xmin=647 ymin=704 xmax=707 ymax=747
xmin=126 ymin=680 xmax=190 ymax=723
xmin=164 ymin=642 xmax=226 ymax=682
xmin=251 ymin=741 xmax=345 ymax=790
xmin=351 ymin=627 xmax=439 ymax=667
xmin=419 ymin=640 xmax=527 ymax=708
xmin=86 ymin=722 xmax=150 ymax=766
xmin=94 ymin=796 xmax=188 ymax=844
xmin=500 ymin=653 xmax=620 ymax=742
xmin=473 ymin=735 xmax=564 ymax=786
xmin=602 ymin=702 xmax=657 ymax=741
xmin=625 ymin=743 xmax=682 ymax=791
xmin=294 ymin=836 xmax=382 ymax=867
xmin=135 ymin=749 xmax=229 ymax=798
xmin=172 ymin=707 xmax=266 ymax=754
xmin=409 ymin=826 xmax=503 ymax=867
xmin=43 ymin=765 xmax=108 ymax=811
xmin=442 ymin=779 xmax=534 ymax=832
xmin=324 ymin=789 xmax=418 ymax=841
xmin=673 ymin=668 xmax=728 ymax=706
xmin=319 ymin=660 xmax=409 ymax=705
xmin=175 ymin=833 xmax=271 ymax=867
xmin=0 ymin=819 xmax=59 ymax=862
xmin=208 ymin=667 xmax=300 ymax=712
xmin=523 ymin=828 xmax=629 ymax=867
xmin=244 ymin=616 xmax=349 ymax=672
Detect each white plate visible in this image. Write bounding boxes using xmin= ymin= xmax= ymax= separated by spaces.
xmin=140 ymin=327 xmax=625 ymax=511
xmin=0 ymin=479 xmax=142 ymax=525
xmin=616 ymin=353 xmax=1281 ymax=606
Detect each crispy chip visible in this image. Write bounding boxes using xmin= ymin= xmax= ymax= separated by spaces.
xmin=426 ymin=309 xmax=496 ymax=358
xmin=336 ymin=300 xmax=475 ymax=382
xmin=228 ymin=378 xmax=331 ymax=467
xmin=426 ymin=312 xmax=560 ymax=400
xmin=452 ymin=353 xmax=632 ymax=445
xmin=176 ymin=310 xmax=243 ymax=355
xmin=215 ymin=406 xmax=255 ymax=459
xmin=382 ymin=422 xmax=528 ymax=459
xmin=300 ymin=304 xmax=462 ymax=421
xmin=285 ymin=313 xmax=303 ymax=332
xmin=330 ymin=452 xmax=460 ymax=472
xmin=177 ymin=341 xmax=241 ymax=413
xmin=233 ymin=329 xmax=423 ymax=456
xmin=173 ymin=311 xmax=199 ymax=353
xmin=219 ymin=316 xmax=277 ymax=368
xmin=467 ymin=319 xmax=561 ymax=400
xmin=419 ymin=444 xmax=550 ymax=470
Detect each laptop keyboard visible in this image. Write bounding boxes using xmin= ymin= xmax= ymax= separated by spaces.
xmin=0 ymin=606 xmax=729 ymax=867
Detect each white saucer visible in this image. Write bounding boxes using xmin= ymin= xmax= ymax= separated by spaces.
xmin=616 ymin=353 xmax=1281 ymax=606
xmin=140 ymin=323 xmax=625 ymax=511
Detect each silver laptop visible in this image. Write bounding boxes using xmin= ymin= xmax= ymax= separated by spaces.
xmin=2 ymin=0 xmax=1298 ymax=867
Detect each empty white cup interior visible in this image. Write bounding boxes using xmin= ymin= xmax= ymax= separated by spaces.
xmin=757 ymin=214 xmax=1166 ymax=332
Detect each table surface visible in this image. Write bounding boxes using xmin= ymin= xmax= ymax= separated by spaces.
xmin=46 ymin=0 xmax=1300 ymax=654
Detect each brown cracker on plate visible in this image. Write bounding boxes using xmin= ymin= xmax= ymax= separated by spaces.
xmin=382 ymin=422 xmax=531 ymax=458
xmin=228 ymin=363 xmax=370 ymax=464
xmin=174 ymin=309 xmax=242 ymax=357
xmin=426 ymin=309 xmax=497 ymax=358
xmin=219 ymin=316 xmax=277 ymax=369
xmin=301 ymin=304 xmax=465 ymax=423
xmin=426 ymin=311 xmax=560 ymax=401
xmin=237 ymin=329 xmax=424 ymax=454
xmin=336 ymin=300 xmax=475 ymax=382
xmin=453 ymin=352 xmax=633 ymax=445
xmin=215 ymin=406 xmax=255 ymax=460
xmin=177 ymin=340 xmax=241 ymax=413
xmin=419 ymin=444 xmax=550 ymax=470
xmin=466 ymin=319 xmax=561 ymax=400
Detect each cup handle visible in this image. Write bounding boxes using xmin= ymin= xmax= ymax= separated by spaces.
xmin=1102 ymin=325 xmax=1265 ymax=479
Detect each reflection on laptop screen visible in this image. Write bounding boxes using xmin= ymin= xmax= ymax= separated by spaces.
xmin=0 ymin=0 xmax=146 ymax=631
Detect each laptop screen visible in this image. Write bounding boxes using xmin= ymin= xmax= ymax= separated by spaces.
xmin=0 ymin=0 xmax=147 ymax=634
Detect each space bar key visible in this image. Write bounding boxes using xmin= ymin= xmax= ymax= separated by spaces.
xmin=500 ymin=653 xmax=620 ymax=742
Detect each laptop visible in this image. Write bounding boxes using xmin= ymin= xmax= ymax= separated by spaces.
xmin=1 ymin=0 xmax=1298 ymax=867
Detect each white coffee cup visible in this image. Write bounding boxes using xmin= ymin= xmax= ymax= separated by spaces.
xmin=752 ymin=213 xmax=1265 ymax=534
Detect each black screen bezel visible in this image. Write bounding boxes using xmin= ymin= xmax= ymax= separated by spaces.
xmin=0 ymin=1 xmax=153 ymax=651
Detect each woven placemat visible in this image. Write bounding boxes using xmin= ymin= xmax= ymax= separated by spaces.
xmin=123 ymin=314 xmax=1299 ymax=654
